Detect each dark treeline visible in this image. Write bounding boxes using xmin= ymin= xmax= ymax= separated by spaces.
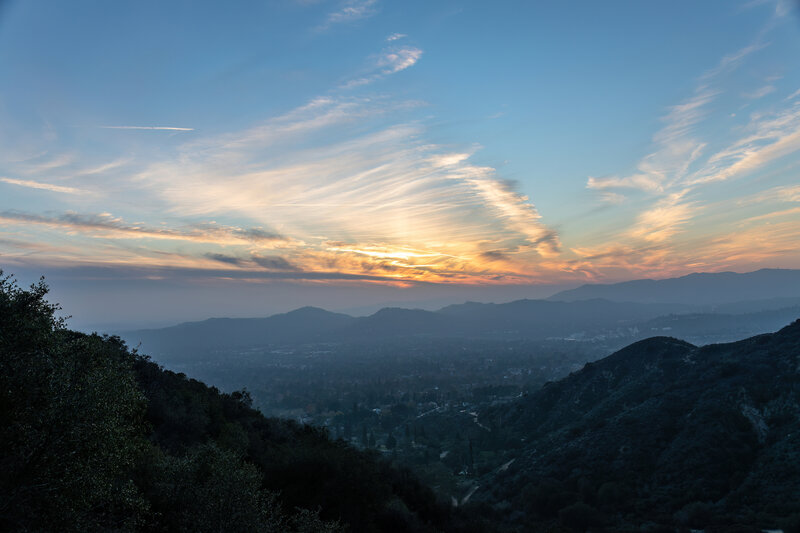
xmin=471 ymin=323 xmax=800 ymax=532
xmin=5 ymin=271 xmax=800 ymax=532
xmin=0 ymin=274 xmax=493 ymax=532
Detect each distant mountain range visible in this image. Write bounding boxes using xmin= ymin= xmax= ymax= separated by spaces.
xmin=122 ymin=268 xmax=800 ymax=363
xmin=473 ymin=319 xmax=800 ymax=530
xmin=126 ymin=299 xmax=696 ymax=360
xmin=548 ymin=268 xmax=800 ymax=304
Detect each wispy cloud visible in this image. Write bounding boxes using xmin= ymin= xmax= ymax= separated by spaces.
xmin=75 ymin=158 xmax=130 ymax=176
xmin=0 ymin=210 xmax=292 ymax=246
xmin=251 ymin=255 xmax=298 ymax=270
xmin=628 ymin=190 xmax=695 ymax=243
xmin=585 ymin=89 xmax=715 ymax=193
xmin=738 ymin=183 xmax=800 ymax=205
xmin=0 ymin=177 xmax=82 ymax=194
xmin=587 ymin=41 xmax=768 ymax=195
xmin=742 ymin=84 xmax=776 ymax=99
xmin=128 ymin=95 xmax=559 ymax=282
xmin=579 ymin=29 xmax=800 ymax=278
xmin=341 ymin=46 xmax=423 ymax=88
xmin=378 ymin=46 xmax=422 ymax=74
xmin=320 ymin=0 xmax=378 ymax=29
xmin=586 ymin=174 xmax=663 ymax=192
xmin=699 ymin=41 xmax=768 ymax=82
xmin=204 ymin=253 xmax=243 ymax=265
xmin=598 ymin=191 xmax=626 ymax=204
xmin=5 ymin=11 xmax=797 ymax=287
xmin=689 ymin=104 xmax=800 ymax=185
xmin=21 ymin=153 xmax=75 ymax=174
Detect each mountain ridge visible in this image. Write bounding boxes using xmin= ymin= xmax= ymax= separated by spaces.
xmin=548 ymin=268 xmax=800 ymax=304
xmin=471 ymin=319 xmax=800 ymax=530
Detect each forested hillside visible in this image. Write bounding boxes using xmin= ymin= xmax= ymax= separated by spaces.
xmin=5 ymin=272 xmax=800 ymax=532
xmin=0 ymin=274 xmax=487 ymax=532
xmin=470 ymin=321 xmax=800 ymax=532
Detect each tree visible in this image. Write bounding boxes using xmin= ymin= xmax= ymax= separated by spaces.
xmin=0 ymin=274 xmax=147 ymax=531
xmin=558 ymin=502 xmax=602 ymax=531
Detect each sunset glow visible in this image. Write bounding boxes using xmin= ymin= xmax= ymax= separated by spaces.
xmin=1 ymin=1 xmax=799 ymax=325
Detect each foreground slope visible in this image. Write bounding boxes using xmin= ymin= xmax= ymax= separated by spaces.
xmin=0 ymin=275 xmax=485 ymax=532
xmin=474 ymin=320 xmax=800 ymax=531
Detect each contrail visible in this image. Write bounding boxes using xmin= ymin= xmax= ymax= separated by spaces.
xmin=99 ymin=126 xmax=194 ymax=131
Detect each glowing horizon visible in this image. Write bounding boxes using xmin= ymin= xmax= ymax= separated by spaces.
xmin=2 ymin=1 xmax=800 ymax=316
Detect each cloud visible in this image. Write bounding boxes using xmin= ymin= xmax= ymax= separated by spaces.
xmin=0 ymin=177 xmax=82 ymax=194
xmin=453 ymin=171 xmax=561 ymax=256
xmin=586 ymin=174 xmax=663 ymax=192
xmin=21 ymin=153 xmax=75 ymax=174
xmin=341 ymin=46 xmax=423 ymax=88
xmin=581 ymin=28 xmax=799 ymax=277
xmin=386 ymin=33 xmax=406 ymax=41
xmin=129 ymin=95 xmax=559 ymax=281
xmin=378 ymin=46 xmax=422 ymax=74
xmin=11 ymin=24 xmax=795 ymax=288
xmin=696 ymin=220 xmax=800 ymax=268
xmin=699 ymin=42 xmax=768 ymax=82
xmin=689 ymin=104 xmax=800 ymax=185
xmin=205 ymin=253 xmax=243 ymax=265
xmin=628 ymin=191 xmax=696 ymax=243
xmin=0 ymin=89 xmax=559 ymax=285
xmin=739 ymin=184 xmax=800 ymax=205
xmin=0 ymin=210 xmax=290 ymax=246
xmin=742 ymin=85 xmax=776 ymax=99
xmin=585 ymin=90 xmax=714 ymax=194
xmin=321 ymin=0 xmax=378 ymax=28
xmin=599 ymin=192 xmax=626 ymax=204
xmin=741 ymin=205 xmax=800 ymax=223
xmin=251 ymin=255 xmax=298 ymax=270
xmin=480 ymin=250 xmax=507 ymax=261
xmin=75 ymin=158 xmax=131 ymax=176
xmin=587 ymin=40 xmax=771 ymax=196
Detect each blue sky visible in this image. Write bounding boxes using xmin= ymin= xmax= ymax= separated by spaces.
xmin=1 ymin=0 xmax=800 ymax=328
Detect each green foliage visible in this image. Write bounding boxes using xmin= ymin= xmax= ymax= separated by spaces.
xmin=145 ymin=444 xmax=287 ymax=532
xmin=675 ymin=501 xmax=714 ymax=529
xmin=558 ymin=502 xmax=602 ymax=531
xmin=0 ymin=274 xmax=147 ymax=531
xmin=477 ymin=323 xmax=800 ymax=530
xmin=0 ymin=273 xmax=467 ymax=532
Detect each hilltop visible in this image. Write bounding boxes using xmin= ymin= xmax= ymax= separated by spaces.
xmin=470 ymin=320 xmax=800 ymax=531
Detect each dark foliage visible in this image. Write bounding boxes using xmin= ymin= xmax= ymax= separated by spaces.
xmin=473 ymin=319 xmax=800 ymax=531
xmin=0 ymin=273 xmax=487 ymax=532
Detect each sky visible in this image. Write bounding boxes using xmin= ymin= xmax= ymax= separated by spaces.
xmin=1 ymin=0 xmax=800 ymax=329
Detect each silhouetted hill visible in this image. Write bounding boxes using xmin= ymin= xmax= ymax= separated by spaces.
xmin=438 ymin=298 xmax=690 ymax=338
xmin=637 ymin=305 xmax=800 ymax=345
xmin=335 ymin=307 xmax=459 ymax=340
xmin=472 ymin=320 xmax=800 ymax=531
xmin=549 ymin=268 xmax=800 ymax=305
xmin=126 ymin=299 xmax=692 ymax=361
xmin=125 ymin=295 xmax=800 ymax=363
xmin=713 ymin=296 xmax=800 ymax=314
xmin=129 ymin=306 xmax=355 ymax=357
xmin=1 ymin=275 xmax=487 ymax=532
